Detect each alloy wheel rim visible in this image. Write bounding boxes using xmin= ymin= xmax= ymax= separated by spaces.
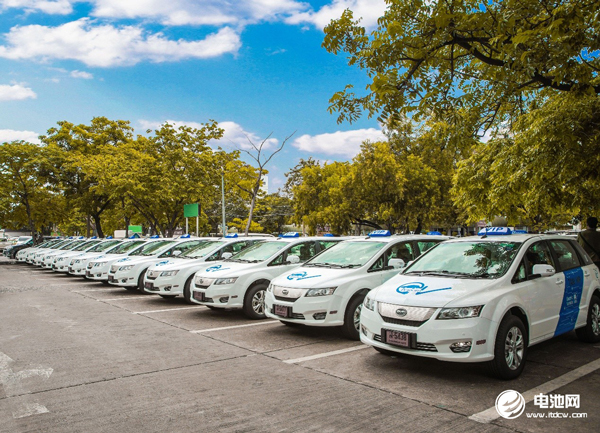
xmin=353 ymin=303 xmax=362 ymax=331
xmin=252 ymin=289 xmax=265 ymax=315
xmin=504 ymin=326 xmax=524 ymax=370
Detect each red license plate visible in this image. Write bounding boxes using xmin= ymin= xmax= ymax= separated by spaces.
xmin=86 ymin=271 xmax=91 ymax=277
xmin=68 ymin=267 xmax=73 ymax=272
xmin=274 ymin=304 xmax=290 ymax=318
xmin=384 ymin=330 xmax=412 ymax=348
xmin=193 ymin=291 xmax=205 ymax=302
xmin=144 ymin=282 xmax=154 ymax=290
xmin=108 ymin=275 xmax=114 ymax=282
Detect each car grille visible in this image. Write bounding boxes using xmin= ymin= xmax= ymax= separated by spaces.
xmin=272 ymin=285 xmax=304 ymax=300
xmin=377 ymin=302 xmax=436 ymax=327
xmin=274 ymin=296 xmax=299 ymax=303
xmin=270 ymin=308 xmax=305 ymax=320
xmin=373 ymin=334 xmax=438 ymax=352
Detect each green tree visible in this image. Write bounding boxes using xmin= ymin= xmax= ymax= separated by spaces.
xmin=323 ymin=0 xmax=600 ymax=129
xmin=40 ymin=117 xmax=134 ymax=237
xmin=0 ymin=141 xmax=63 ymax=237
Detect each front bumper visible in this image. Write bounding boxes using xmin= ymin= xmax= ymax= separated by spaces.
xmin=142 ymin=275 xmax=185 ymax=295
xmin=359 ymin=305 xmax=495 ymax=363
xmin=189 ymin=282 xmax=244 ymax=308
xmin=108 ymin=270 xmax=137 ymax=287
xmin=264 ymin=291 xmax=344 ymax=326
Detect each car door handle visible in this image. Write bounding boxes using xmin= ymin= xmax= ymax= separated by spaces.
xmin=556 ymin=279 xmax=564 ymax=285
xmin=584 ymin=271 xmax=590 ymax=277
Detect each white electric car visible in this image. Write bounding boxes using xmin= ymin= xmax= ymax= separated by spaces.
xmin=265 ymin=231 xmax=449 ymax=339
xmin=143 ymin=235 xmax=270 ymax=301
xmin=66 ymin=239 xmax=124 ymax=276
xmin=39 ymin=239 xmax=89 ymax=268
xmin=360 ymin=228 xmax=600 ymax=379
xmin=30 ymin=239 xmax=77 ymax=265
xmin=108 ymin=238 xmax=209 ymax=291
xmin=85 ymin=239 xmax=149 ymax=282
xmin=189 ymin=234 xmax=345 ymax=319
xmin=52 ymin=239 xmax=104 ymax=272
xmin=17 ymin=239 xmax=64 ymax=263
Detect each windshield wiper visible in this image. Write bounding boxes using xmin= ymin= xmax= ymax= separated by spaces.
xmin=404 ymin=270 xmax=469 ymax=278
xmin=340 ymin=264 xmax=362 ymax=268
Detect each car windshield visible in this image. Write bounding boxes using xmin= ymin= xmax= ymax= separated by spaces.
xmin=87 ymin=240 xmax=122 ymax=252
xmin=73 ymin=241 xmax=101 ymax=251
xmin=227 ymin=241 xmax=287 ymax=263
xmin=132 ymin=240 xmax=175 ymax=256
xmin=58 ymin=241 xmax=82 ymax=250
xmin=18 ymin=236 xmax=31 ymax=242
xmin=305 ymin=241 xmax=387 ymax=268
xmin=405 ymin=241 xmax=522 ymax=279
xmin=106 ymin=241 xmax=145 ymax=254
xmin=180 ymin=241 xmax=224 ymax=258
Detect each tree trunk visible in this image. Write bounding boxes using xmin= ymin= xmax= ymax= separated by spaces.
xmin=245 ymin=174 xmax=262 ymax=236
xmin=92 ymin=213 xmax=104 ymax=238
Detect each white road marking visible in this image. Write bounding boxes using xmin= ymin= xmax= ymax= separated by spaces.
xmin=284 ymin=344 xmax=370 ymax=364
xmin=102 ymin=296 xmax=153 ymax=301
xmin=0 ymin=352 xmax=53 ymax=419
xmin=73 ymin=288 xmax=120 ymax=292
xmin=190 ymin=321 xmax=279 ymax=333
xmin=469 ymin=357 xmax=600 ymax=423
xmin=133 ymin=306 xmax=203 ymax=314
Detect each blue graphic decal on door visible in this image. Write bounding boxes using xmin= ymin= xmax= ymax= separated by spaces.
xmin=554 ymin=268 xmax=584 ymax=336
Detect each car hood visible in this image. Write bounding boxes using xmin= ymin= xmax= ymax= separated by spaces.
xmin=271 ymin=266 xmax=356 ymax=288
xmin=194 ymin=261 xmax=256 ymax=278
xmin=148 ymin=258 xmax=217 ymax=271
xmin=371 ymin=274 xmax=499 ymax=308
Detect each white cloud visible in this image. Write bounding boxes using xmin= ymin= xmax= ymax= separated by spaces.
xmin=0 ymin=83 xmax=37 ymax=101
xmin=70 ymin=70 xmax=93 ymax=79
xmin=286 ymin=0 xmax=387 ymax=31
xmin=292 ymin=128 xmax=386 ymax=158
xmin=138 ymin=119 xmax=279 ymax=151
xmin=0 ymin=129 xmax=41 ymax=144
xmin=0 ymin=0 xmax=73 ymax=14
xmin=0 ymin=19 xmax=241 ymax=67
xmin=90 ymin=0 xmax=307 ymax=26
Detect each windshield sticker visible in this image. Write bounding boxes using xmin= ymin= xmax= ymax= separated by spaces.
xmin=206 ymin=265 xmax=229 ymax=273
xmin=396 ymin=282 xmax=452 ymax=296
xmin=286 ymin=272 xmax=321 ymax=281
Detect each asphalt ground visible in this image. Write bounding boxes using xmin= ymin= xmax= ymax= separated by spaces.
xmin=1 ymin=257 xmax=599 ymax=432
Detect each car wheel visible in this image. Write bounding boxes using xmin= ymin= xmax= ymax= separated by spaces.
xmin=137 ymin=270 xmax=150 ymax=294
xmin=243 ymin=283 xmax=268 ymax=319
xmin=489 ymin=314 xmax=528 ymax=380
xmin=340 ymin=294 xmax=365 ymax=340
xmin=183 ymin=276 xmax=194 ymax=305
xmin=159 ymin=295 xmax=177 ymax=299
xmin=576 ymin=294 xmax=600 ymax=343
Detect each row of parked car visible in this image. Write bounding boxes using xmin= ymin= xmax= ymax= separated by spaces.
xmin=12 ymin=229 xmax=600 ymax=379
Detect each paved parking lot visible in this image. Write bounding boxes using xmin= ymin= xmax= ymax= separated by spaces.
xmin=1 ymin=257 xmax=599 ymax=432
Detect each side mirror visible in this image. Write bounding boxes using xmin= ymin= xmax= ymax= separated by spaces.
xmin=287 ymin=255 xmax=300 ymax=264
xmin=172 ymin=250 xmax=182 ymax=257
xmin=388 ymin=258 xmax=406 ymax=269
xmin=532 ymin=264 xmax=555 ymax=278
xmin=221 ymin=252 xmax=233 ymax=259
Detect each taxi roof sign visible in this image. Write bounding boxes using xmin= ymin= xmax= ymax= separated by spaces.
xmin=180 ymin=234 xmax=191 ymax=238
xmin=150 ymin=235 xmax=160 ymax=239
xmin=478 ymin=227 xmax=512 ymax=236
xmin=427 ymin=231 xmax=442 ymax=236
xmin=225 ymin=233 xmax=238 ymax=238
xmin=368 ymin=230 xmax=391 ymax=237
xmin=280 ymin=232 xmax=300 ymax=238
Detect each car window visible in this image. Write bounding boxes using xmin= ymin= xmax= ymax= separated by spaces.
xmin=370 ymin=242 xmax=414 ymax=272
xmin=160 ymin=240 xmax=206 ymax=258
xmin=317 ymin=240 xmax=339 ymax=251
xmin=549 ymin=240 xmax=581 ymax=271
xmin=287 ymin=241 xmax=316 ymax=262
xmin=512 ymin=259 xmax=527 ymax=284
xmin=417 ymin=241 xmax=439 ymax=255
xmin=572 ymin=241 xmax=593 ymax=266
xmin=525 ymin=242 xmax=555 ymax=276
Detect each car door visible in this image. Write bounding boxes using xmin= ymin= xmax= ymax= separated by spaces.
xmin=513 ymin=241 xmax=563 ymax=342
xmin=547 ymin=239 xmax=585 ymax=336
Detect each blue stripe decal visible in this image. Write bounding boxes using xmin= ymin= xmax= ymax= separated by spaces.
xmin=554 ymin=267 xmax=584 ymax=336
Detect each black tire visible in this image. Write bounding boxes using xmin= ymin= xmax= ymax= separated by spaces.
xmin=243 ymin=283 xmax=269 ymax=319
xmin=124 ymin=285 xmax=137 ymax=291
xmin=576 ymin=294 xmax=600 ymax=343
xmin=159 ymin=295 xmax=177 ymax=299
xmin=340 ymin=294 xmax=366 ymax=340
xmin=137 ymin=269 xmax=151 ymax=294
xmin=183 ymin=276 xmax=194 ymax=305
xmin=489 ymin=314 xmax=528 ymax=380
xmin=374 ymin=347 xmax=397 ymax=356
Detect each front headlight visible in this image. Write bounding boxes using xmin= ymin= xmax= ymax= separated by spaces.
xmin=305 ymin=287 xmax=337 ymax=297
xmin=160 ymin=270 xmax=179 ymax=277
xmin=214 ymin=277 xmax=238 ymax=285
xmin=436 ymin=305 xmax=484 ymax=320
xmin=363 ymin=295 xmax=376 ymax=311
xmin=267 ymin=283 xmax=273 ymax=292
xmin=119 ymin=265 xmax=134 ymax=271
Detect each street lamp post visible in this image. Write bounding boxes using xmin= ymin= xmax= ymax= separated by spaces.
xmin=221 ymin=168 xmax=227 ymax=236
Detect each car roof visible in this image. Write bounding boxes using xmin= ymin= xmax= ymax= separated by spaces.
xmin=444 ymin=234 xmax=577 ymax=243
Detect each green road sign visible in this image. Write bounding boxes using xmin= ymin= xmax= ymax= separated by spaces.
xmin=184 ymin=203 xmax=199 ymax=218
xmin=128 ymin=225 xmax=142 ymax=233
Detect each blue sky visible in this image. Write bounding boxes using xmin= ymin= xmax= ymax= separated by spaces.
xmin=0 ymin=0 xmax=389 ymax=191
